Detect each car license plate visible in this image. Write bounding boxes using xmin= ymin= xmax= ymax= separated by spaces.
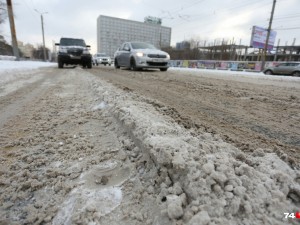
xmin=152 ymin=59 xmax=163 ymax=62
xmin=70 ymin=55 xmax=80 ymax=59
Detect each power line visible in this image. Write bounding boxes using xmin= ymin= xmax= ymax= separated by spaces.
xmin=274 ymin=13 xmax=300 ymax=18
xmin=167 ymin=0 xmax=300 ymax=46
xmin=272 ymin=14 xmax=300 ymax=21
xmin=275 ymin=27 xmax=300 ymax=30
xmin=161 ymin=0 xmax=206 ymax=15
xmin=159 ymin=0 xmax=207 ymax=22
xmin=22 ymin=0 xmax=38 ymax=19
xmin=167 ymin=0 xmax=271 ymax=29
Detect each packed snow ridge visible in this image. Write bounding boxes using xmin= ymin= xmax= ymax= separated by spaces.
xmin=92 ymin=74 xmax=300 ymax=225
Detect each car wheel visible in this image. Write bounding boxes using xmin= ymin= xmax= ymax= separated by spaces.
xmin=160 ymin=68 xmax=168 ymax=72
xmin=58 ymin=60 xmax=63 ymax=69
xmin=292 ymin=71 xmax=300 ymax=77
xmin=114 ymin=59 xmax=120 ymax=69
xmin=130 ymin=57 xmax=138 ymax=71
xmin=87 ymin=61 xmax=92 ymax=69
xmin=264 ymin=70 xmax=273 ymax=75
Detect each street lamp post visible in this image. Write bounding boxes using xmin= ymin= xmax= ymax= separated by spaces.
xmin=35 ymin=9 xmax=48 ymax=61
xmin=6 ymin=0 xmax=20 ymax=60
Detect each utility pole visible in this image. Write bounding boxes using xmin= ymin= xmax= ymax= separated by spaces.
xmin=261 ymin=0 xmax=276 ymax=71
xmin=35 ymin=9 xmax=47 ymax=61
xmin=6 ymin=0 xmax=19 ymax=60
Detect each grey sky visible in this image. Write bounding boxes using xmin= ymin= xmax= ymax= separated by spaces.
xmin=2 ymin=0 xmax=300 ymax=54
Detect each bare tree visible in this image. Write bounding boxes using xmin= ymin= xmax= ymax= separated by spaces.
xmin=32 ymin=45 xmax=50 ymax=60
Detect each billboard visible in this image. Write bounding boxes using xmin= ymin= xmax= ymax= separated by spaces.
xmin=250 ymin=26 xmax=277 ymax=50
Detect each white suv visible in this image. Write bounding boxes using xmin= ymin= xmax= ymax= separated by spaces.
xmin=93 ymin=53 xmax=111 ymax=66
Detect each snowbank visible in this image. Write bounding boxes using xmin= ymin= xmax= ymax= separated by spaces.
xmin=0 ymin=60 xmax=56 ymax=74
xmin=169 ymin=67 xmax=300 ymax=82
xmin=0 ymin=60 xmax=56 ymax=90
xmin=91 ymin=74 xmax=300 ymax=225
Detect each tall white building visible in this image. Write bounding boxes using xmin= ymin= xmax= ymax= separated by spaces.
xmin=97 ymin=15 xmax=171 ymax=57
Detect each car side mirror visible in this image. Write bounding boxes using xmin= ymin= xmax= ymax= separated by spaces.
xmin=86 ymin=45 xmax=91 ymax=48
xmin=55 ymin=43 xmax=60 ymax=46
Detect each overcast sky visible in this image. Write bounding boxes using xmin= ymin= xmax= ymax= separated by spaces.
xmin=1 ymin=0 xmax=300 ymax=54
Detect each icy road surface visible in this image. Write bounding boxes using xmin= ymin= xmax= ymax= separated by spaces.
xmin=0 ymin=63 xmax=299 ymax=225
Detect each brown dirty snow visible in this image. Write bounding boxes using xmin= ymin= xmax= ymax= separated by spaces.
xmin=91 ymin=67 xmax=300 ymax=167
xmin=0 ymin=66 xmax=299 ymax=225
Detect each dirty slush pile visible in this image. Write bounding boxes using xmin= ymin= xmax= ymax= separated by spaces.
xmin=0 ymin=68 xmax=299 ymax=225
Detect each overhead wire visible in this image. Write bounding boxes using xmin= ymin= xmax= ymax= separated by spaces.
xmin=166 ymin=0 xmax=299 ymax=45
xmin=22 ymin=0 xmax=38 ymax=19
xmin=159 ymin=0 xmax=207 ymax=22
xmin=274 ymin=27 xmax=300 ymax=30
xmin=167 ymin=0 xmax=270 ymax=28
xmin=274 ymin=13 xmax=300 ymax=19
xmin=167 ymin=0 xmax=271 ymax=38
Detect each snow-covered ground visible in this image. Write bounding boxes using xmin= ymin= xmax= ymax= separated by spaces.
xmin=0 ymin=60 xmax=56 ymax=83
xmin=0 ymin=59 xmax=299 ymax=224
xmin=0 ymin=60 xmax=56 ymax=97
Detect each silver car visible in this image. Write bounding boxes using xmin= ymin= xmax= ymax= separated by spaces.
xmin=93 ymin=53 xmax=111 ymax=66
xmin=114 ymin=42 xmax=170 ymax=71
xmin=263 ymin=62 xmax=300 ymax=76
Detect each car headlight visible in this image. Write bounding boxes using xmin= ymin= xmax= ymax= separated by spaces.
xmin=59 ymin=47 xmax=67 ymax=53
xmin=83 ymin=49 xmax=90 ymax=54
xmin=136 ymin=52 xmax=145 ymax=57
xmin=166 ymin=54 xmax=170 ymax=59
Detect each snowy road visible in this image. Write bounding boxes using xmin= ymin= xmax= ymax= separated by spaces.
xmin=91 ymin=66 xmax=300 ymax=167
xmin=0 ymin=64 xmax=299 ymax=225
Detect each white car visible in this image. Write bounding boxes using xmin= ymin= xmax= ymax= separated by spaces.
xmin=114 ymin=42 xmax=170 ymax=71
xmin=93 ymin=53 xmax=111 ymax=66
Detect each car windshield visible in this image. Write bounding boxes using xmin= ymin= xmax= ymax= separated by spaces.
xmin=60 ymin=38 xmax=86 ymax=47
xmin=131 ymin=42 xmax=157 ymax=50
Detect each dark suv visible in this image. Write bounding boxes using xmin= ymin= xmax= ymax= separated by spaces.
xmin=55 ymin=37 xmax=92 ymax=69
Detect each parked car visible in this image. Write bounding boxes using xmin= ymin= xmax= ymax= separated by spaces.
xmin=92 ymin=55 xmax=96 ymax=65
xmin=55 ymin=37 xmax=92 ymax=69
xmin=263 ymin=62 xmax=300 ymax=76
xmin=93 ymin=53 xmax=112 ymax=66
xmin=114 ymin=42 xmax=170 ymax=71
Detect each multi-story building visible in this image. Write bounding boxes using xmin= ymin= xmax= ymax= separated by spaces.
xmin=97 ymin=15 xmax=171 ymax=57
